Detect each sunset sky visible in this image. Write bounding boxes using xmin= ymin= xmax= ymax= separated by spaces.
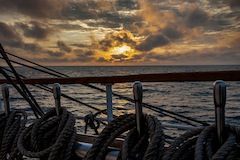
xmin=0 ymin=0 xmax=239 ymax=66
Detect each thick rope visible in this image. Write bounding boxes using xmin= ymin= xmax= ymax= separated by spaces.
xmin=83 ymin=113 xmax=165 ymax=160
xmin=163 ymin=124 xmax=240 ymax=160
xmin=195 ymin=125 xmax=240 ymax=160
xmin=0 ymin=110 xmax=27 ymax=160
xmin=163 ymin=127 xmax=204 ymax=160
xmin=17 ymin=107 xmax=76 ymax=160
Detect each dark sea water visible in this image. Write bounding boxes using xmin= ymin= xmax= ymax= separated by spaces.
xmin=0 ymin=65 xmax=240 ymax=134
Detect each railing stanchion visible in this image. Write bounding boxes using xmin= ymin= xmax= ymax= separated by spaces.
xmin=105 ymin=83 xmax=113 ymax=123
xmin=53 ymin=83 xmax=61 ymax=116
xmin=2 ymin=83 xmax=10 ymax=115
xmin=214 ymin=80 xmax=226 ymax=146
xmin=133 ymin=81 xmax=143 ymax=137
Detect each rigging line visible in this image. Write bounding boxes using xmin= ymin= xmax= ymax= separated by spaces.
xmin=80 ymin=83 xmax=209 ymax=126
xmin=2 ymin=52 xmax=208 ymax=125
xmin=0 ymin=45 xmax=44 ymax=117
xmin=0 ymin=55 xmax=108 ymax=112
xmin=5 ymin=52 xmax=68 ymax=77
xmin=0 ymin=55 xmax=108 ymax=113
xmin=1 ymin=67 xmax=102 ymax=112
xmin=0 ymin=57 xmax=62 ymax=78
xmin=143 ymin=103 xmax=209 ymax=126
xmin=149 ymin=106 xmax=196 ymax=126
xmin=0 ymin=67 xmax=40 ymax=118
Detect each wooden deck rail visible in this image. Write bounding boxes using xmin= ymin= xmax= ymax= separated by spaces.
xmin=0 ymin=71 xmax=240 ymax=84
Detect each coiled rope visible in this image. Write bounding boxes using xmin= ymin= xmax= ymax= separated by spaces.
xmin=84 ymin=113 xmax=165 ymax=160
xmin=163 ymin=124 xmax=240 ymax=160
xmin=17 ymin=107 xmax=76 ymax=160
xmin=0 ymin=110 xmax=27 ymax=160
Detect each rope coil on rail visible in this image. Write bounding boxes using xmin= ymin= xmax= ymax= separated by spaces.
xmin=17 ymin=107 xmax=76 ymax=160
xmin=83 ymin=113 xmax=165 ymax=160
xmin=163 ymin=124 xmax=240 ymax=160
xmin=0 ymin=110 xmax=27 ymax=160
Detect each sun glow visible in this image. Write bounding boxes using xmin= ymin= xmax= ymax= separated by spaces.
xmin=111 ymin=45 xmax=132 ymax=55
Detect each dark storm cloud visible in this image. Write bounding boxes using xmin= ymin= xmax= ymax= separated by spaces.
xmin=162 ymin=25 xmax=183 ymax=39
xmin=0 ymin=22 xmax=22 ymax=45
xmin=98 ymin=12 xmax=137 ymax=29
xmin=132 ymin=54 xmax=143 ymax=61
xmin=23 ymin=43 xmax=43 ymax=53
xmin=0 ymin=0 xmax=67 ymax=19
xmin=98 ymin=31 xmax=136 ymax=51
xmin=71 ymin=43 xmax=91 ymax=48
xmin=136 ymin=33 xmax=170 ymax=52
xmin=178 ymin=4 xmax=209 ymax=28
xmin=57 ymin=24 xmax=86 ymax=31
xmin=75 ymin=49 xmax=96 ymax=62
xmin=47 ymin=50 xmax=65 ymax=57
xmin=227 ymin=0 xmax=240 ymax=9
xmin=0 ymin=22 xmax=28 ymax=50
xmin=61 ymin=1 xmax=97 ymax=20
xmin=111 ymin=54 xmax=128 ymax=61
xmin=96 ymin=57 xmax=109 ymax=63
xmin=15 ymin=21 xmax=55 ymax=40
xmin=115 ymin=0 xmax=139 ymax=10
xmin=62 ymin=1 xmax=139 ymax=29
xmin=210 ymin=12 xmax=240 ymax=32
xmin=143 ymin=52 xmax=180 ymax=61
xmin=140 ymin=45 xmax=240 ymax=64
xmin=57 ymin=41 xmax=72 ymax=52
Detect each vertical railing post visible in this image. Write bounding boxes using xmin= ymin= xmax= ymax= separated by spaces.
xmin=2 ymin=83 xmax=10 ymax=115
xmin=213 ymin=80 xmax=226 ymax=146
xmin=133 ymin=81 xmax=143 ymax=137
xmin=53 ymin=83 xmax=61 ymax=116
xmin=105 ymin=83 xmax=113 ymax=123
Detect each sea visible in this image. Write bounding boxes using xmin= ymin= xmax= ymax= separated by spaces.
xmin=0 ymin=65 xmax=240 ymax=135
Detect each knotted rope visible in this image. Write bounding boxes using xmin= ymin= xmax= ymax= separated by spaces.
xmin=83 ymin=113 xmax=165 ymax=160
xmin=84 ymin=110 xmax=107 ymax=135
xmin=17 ymin=107 xmax=76 ymax=160
xmin=0 ymin=110 xmax=27 ymax=160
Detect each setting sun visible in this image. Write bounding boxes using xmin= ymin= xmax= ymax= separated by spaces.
xmin=111 ymin=45 xmax=132 ymax=55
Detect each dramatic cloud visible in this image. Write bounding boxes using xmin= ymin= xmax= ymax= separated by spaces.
xmin=161 ymin=25 xmax=183 ymax=40
xmin=228 ymin=0 xmax=240 ymax=9
xmin=15 ymin=21 xmax=55 ymax=40
xmin=96 ymin=57 xmax=109 ymax=63
xmin=47 ymin=50 xmax=65 ymax=57
xmin=136 ymin=33 xmax=170 ymax=51
xmin=57 ymin=24 xmax=86 ymax=31
xmin=75 ymin=49 xmax=96 ymax=63
xmin=110 ymin=54 xmax=128 ymax=62
xmin=178 ymin=3 xmax=209 ymax=28
xmin=0 ymin=22 xmax=22 ymax=46
xmin=0 ymin=0 xmax=67 ymax=19
xmin=98 ymin=30 xmax=136 ymax=51
xmin=116 ymin=0 xmax=139 ymax=10
xmin=57 ymin=41 xmax=72 ymax=52
xmin=0 ymin=0 xmax=239 ymax=65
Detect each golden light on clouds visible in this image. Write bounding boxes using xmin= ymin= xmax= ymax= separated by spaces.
xmin=111 ymin=45 xmax=132 ymax=55
xmin=0 ymin=0 xmax=239 ymax=65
